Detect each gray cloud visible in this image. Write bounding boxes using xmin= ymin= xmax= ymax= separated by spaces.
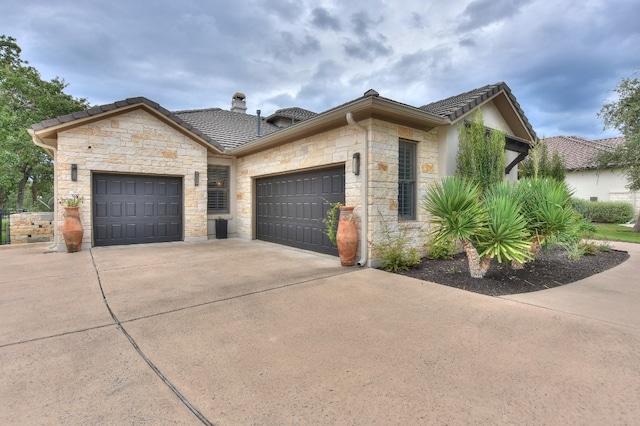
xmin=269 ymin=32 xmax=321 ymax=63
xmin=456 ymin=0 xmax=533 ymax=32
xmin=310 ymin=7 xmax=342 ymax=31
xmin=1 ymin=0 xmax=637 ymax=139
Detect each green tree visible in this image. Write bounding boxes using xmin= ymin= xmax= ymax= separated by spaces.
xmin=456 ymin=110 xmax=506 ymax=194
xmin=520 ymin=138 xmax=566 ymax=181
xmin=596 ymin=72 xmax=640 ymax=232
xmin=0 ymin=35 xmax=89 ymax=210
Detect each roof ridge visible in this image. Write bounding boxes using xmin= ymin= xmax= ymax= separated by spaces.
xmin=173 ymin=107 xmax=223 ymax=114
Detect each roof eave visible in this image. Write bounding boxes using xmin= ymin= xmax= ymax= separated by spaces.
xmin=31 ymin=100 xmax=226 ymax=155
xmin=231 ymin=97 xmax=448 ymax=156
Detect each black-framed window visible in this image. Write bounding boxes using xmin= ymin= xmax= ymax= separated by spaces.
xmin=398 ymin=140 xmax=416 ymax=220
xmin=207 ymin=165 xmax=230 ymax=214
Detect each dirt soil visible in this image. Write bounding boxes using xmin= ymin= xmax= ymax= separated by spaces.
xmin=397 ymin=245 xmax=630 ymax=296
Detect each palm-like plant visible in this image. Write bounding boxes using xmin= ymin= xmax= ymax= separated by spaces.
xmin=424 ymin=177 xmax=537 ymax=278
xmin=423 ymin=177 xmax=490 ymax=278
xmin=516 ymin=178 xmax=576 ymax=257
xmin=478 ymin=189 xmax=532 ymax=266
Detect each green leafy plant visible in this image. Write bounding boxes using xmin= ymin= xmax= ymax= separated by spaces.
xmin=425 ymin=234 xmax=456 ymax=260
xmin=456 ymin=110 xmax=506 ymax=194
xmin=373 ymin=220 xmax=421 ymax=272
xmin=321 ymin=200 xmax=342 ymax=246
xmin=564 ymin=242 xmax=586 ymax=260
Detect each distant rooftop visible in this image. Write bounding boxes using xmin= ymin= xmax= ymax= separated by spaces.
xmin=546 ymin=135 xmax=625 ymax=170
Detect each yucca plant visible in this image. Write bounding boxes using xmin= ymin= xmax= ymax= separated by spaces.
xmin=424 ymin=177 xmax=536 ymax=278
xmin=423 ymin=177 xmax=490 ymax=278
xmin=516 ymin=178 xmax=576 ymax=256
xmin=478 ymin=190 xmax=532 ymax=266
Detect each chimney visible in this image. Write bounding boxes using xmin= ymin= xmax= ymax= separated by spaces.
xmin=231 ymin=92 xmax=247 ymax=113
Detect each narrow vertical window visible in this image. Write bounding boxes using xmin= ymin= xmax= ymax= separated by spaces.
xmin=398 ymin=140 xmax=416 ymax=219
xmin=207 ymin=165 xmax=230 ymax=214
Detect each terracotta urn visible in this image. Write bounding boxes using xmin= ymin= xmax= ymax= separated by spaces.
xmin=336 ymin=206 xmax=358 ymax=266
xmin=62 ymin=206 xmax=84 ymax=253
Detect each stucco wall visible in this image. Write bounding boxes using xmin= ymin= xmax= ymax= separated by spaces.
xmin=438 ymin=100 xmax=520 ymax=180
xmin=236 ymin=119 xmax=439 ymax=263
xmin=55 ymin=108 xmax=209 ymax=249
xmin=566 ymin=168 xmax=639 ymax=213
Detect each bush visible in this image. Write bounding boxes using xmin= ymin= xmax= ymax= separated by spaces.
xmin=571 ymin=199 xmax=634 ymax=223
xmin=373 ymin=222 xmax=422 ymax=272
xmin=425 ymin=235 xmax=456 ymax=260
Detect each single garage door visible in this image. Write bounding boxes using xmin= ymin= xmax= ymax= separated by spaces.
xmin=93 ymin=173 xmax=182 ymax=246
xmin=256 ymin=166 xmax=345 ymax=255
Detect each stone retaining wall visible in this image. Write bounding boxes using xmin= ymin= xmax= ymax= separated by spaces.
xmin=9 ymin=212 xmax=54 ymax=244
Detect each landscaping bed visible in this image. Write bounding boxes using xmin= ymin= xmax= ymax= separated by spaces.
xmin=397 ymin=245 xmax=630 ymax=296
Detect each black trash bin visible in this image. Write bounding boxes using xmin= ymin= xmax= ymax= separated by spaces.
xmin=215 ymin=218 xmax=228 ymax=239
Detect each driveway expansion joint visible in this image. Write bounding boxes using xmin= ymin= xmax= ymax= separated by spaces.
xmin=89 ymin=249 xmax=213 ymax=425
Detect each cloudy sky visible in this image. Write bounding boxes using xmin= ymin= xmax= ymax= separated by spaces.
xmin=2 ymin=0 xmax=638 ymax=139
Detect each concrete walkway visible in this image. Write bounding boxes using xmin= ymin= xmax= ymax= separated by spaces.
xmin=1 ymin=239 xmax=639 ymax=424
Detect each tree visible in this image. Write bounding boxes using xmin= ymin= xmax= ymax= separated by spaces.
xmin=0 ymin=35 xmax=89 ymax=210
xmin=456 ymin=110 xmax=506 ymax=194
xmin=519 ymin=138 xmax=566 ymax=181
xmin=596 ymin=72 xmax=640 ymax=232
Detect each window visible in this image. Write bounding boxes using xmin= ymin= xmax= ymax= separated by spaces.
xmin=398 ymin=140 xmax=416 ymax=219
xmin=207 ymin=165 xmax=230 ymax=214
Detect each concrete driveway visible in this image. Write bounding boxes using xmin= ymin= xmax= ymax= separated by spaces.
xmin=1 ymin=239 xmax=639 ymax=424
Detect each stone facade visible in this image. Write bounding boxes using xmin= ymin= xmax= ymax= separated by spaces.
xmin=8 ymin=212 xmax=54 ymax=244
xmin=54 ymin=108 xmax=209 ymax=249
xmin=236 ymin=118 xmax=439 ymax=262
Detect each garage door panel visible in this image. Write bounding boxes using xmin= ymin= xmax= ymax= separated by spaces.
xmin=256 ymin=166 xmax=344 ymax=255
xmin=93 ymin=174 xmax=182 ymax=246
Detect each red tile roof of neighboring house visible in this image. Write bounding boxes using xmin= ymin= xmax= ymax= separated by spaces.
xmin=546 ymin=135 xmax=625 ymax=170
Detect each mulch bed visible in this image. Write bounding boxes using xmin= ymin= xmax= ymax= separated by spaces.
xmin=396 ymin=245 xmax=630 ymax=296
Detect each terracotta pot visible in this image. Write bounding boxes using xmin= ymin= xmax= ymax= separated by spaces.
xmin=336 ymin=206 xmax=358 ymax=266
xmin=62 ymin=207 xmax=84 ymax=253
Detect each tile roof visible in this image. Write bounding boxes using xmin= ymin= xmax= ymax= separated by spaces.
xmin=31 ymin=82 xmax=537 ymax=153
xmin=546 ymin=135 xmax=625 ymax=170
xmin=173 ymin=108 xmax=282 ymax=150
xmin=420 ymin=82 xmax=537 ymax=140
xmin=267 ymin=107 xmax=318 ymax=122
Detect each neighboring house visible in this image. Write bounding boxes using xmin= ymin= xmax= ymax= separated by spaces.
xmin=29 ymin=82 xmax=535 ymax=265
xmin=546 ymin=135 xmax=639 ymax=213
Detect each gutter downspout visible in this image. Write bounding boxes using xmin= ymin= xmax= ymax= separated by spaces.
xmin=346 ymin=112 xmax=368 ymax=267
xmin=28 ymin=129 xmax=59 ymax=251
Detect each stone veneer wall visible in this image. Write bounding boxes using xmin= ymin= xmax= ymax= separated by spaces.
xmin=9 ymin=212 xmax=54 ymax=244
xmin=236 ymin=118 xmax=439 ymax=263
xmin=367 ymin=120 xmax=439 ymax=259
xmin=55 ymin=108 xmax=209 ymax=249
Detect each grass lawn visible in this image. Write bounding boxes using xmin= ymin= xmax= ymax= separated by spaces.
xmin=592 ymin=223 xmax=640 ymax=244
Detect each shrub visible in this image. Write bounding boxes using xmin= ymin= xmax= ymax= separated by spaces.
xmin=425 ymin=235 xmax=456 ymax=260
xmin=571 ymin=198 xmax=634 ymax=223
xmin=373 ymin=222 xmax=422 ymax=272
xmin=588 ymin=201 xmax=634 ymax=223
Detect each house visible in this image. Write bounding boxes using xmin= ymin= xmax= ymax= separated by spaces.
xmin=546 ymin=135 xmax=639 ymax=212
xmin=29 ymin=82 xmax=536 ymax=265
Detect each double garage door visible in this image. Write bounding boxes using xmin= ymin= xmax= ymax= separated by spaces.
xmin=256 ymin=166 xmax=345 ymax=255
xmin=93 ymin=174 xmax=182 ymax=246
